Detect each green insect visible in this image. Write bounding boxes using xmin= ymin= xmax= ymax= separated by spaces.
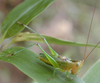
xmin=16 ymin=0 xmax=99 ymax=79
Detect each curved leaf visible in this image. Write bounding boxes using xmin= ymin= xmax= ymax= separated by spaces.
xmin=1 ymin=0 xmax=54 ymax=39
xmin=0 ymin=47 xmax=85 ymax=83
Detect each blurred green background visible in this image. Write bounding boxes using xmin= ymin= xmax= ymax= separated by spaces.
xmin=0 ymin=0 xmax=100 ymax=83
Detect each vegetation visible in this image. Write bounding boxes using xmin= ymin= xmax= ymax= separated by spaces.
xmin=0 ymin=0 xmax=100 ymax=83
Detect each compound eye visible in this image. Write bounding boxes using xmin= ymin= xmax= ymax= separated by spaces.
xmin=76 ymin=63 xmax=79 ymax=67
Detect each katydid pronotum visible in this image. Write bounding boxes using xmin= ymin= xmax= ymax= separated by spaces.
xmin=15 ymin=0 xmax=99 ymax=79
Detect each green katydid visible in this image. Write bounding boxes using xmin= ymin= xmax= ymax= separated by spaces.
xmin=15 ymin=0 xmax=99 ymax=79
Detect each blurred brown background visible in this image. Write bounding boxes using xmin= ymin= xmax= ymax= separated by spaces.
xmin=0 ymin=0 xmax=100 ymax=83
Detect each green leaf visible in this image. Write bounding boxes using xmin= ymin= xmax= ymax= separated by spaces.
xmin=82 ymin=59 xmax=100 ymax=83
xmin=0 ymin=47 xmax=85 ymax=83
xmin=10 ymin=32 xmax=100 ymax=48
xmin=1 ymin=0 xmax=54 ymax=39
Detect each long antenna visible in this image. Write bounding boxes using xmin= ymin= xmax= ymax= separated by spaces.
xmin=84 ymin=42 xmax=100 ymax=62
xmin=83 ymin=0 xmax=98 ymax=60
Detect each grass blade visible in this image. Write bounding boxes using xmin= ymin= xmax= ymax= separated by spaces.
xmin=1 ymin=0 xmax=54 ymax=39
xmin=82 ymin=60 xmax=100 ymax=83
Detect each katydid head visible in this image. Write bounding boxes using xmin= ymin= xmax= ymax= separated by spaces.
xmin=71 ymin=60 xmax=84 ymax=75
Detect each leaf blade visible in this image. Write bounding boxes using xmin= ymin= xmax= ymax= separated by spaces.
xmin=82 ymin=60 xmax=100 ymax=83
xmin=1 ymin=0 xmax=54 ymax=39
xmin=0 ymin=47 xmax=85 ymax=83
xmin=10 ymin=32 xmax=100 ymax=48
